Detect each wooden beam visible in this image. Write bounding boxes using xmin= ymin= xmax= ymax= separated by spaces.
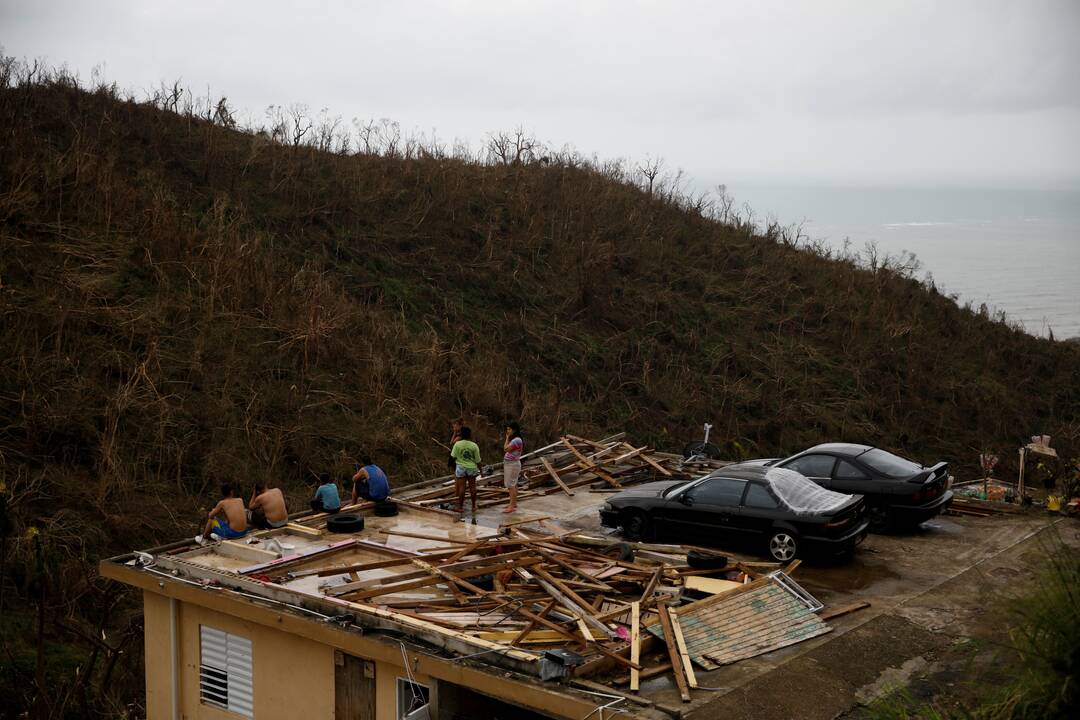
xmin=559 ymin=438 xmax=622 ymax=488
xmin=630 ymin=600 xmax=641 ymax=692
xmin=819 ymin=601 xmax=871 ymax=621
xmin=657 ymin=603 xmax=691 ymax=702
xmin=510 ymin=599 xmax=556 ymax=646
xmin=516 ymin=568 xmax=614 ymax=639
xmin=540 ymin=458 xmax=575 ymax=496
xmin=669 ymin=608 xmax=697 ymax=689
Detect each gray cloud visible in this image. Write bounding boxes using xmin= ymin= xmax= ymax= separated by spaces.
xmin=2 ymin=0 xmax=1077 ymax=186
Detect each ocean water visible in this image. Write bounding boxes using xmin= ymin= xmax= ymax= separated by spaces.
xmin=726 ymin=186 xmax=1080 ymax=339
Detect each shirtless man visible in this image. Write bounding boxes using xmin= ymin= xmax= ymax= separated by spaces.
xmin=197 ymin=483 xmax=248 ymax=543
xmin=249 ymin=482 xmax=289 ymax=530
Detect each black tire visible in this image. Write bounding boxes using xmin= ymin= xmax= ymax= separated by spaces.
xmin=602 ymin=542 xmax=636 ymax=562
xmin=687 ymin=550 xmax=728 ymax=569
xmin=373 ymin=500 xmax=399 ymax=517
xmin=682 ymin=441 xmax=723 ymax=459
xmin=767 ymin=530 xmax=798 ymax=562
xmin=326 ymin=513 xmax=365 ymax=533
xmin=621 ymin=509 xmax=650 ymax=541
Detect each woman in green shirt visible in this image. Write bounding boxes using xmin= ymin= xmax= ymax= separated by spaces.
xmin=451 ymin=426 xmax=481 ymax=520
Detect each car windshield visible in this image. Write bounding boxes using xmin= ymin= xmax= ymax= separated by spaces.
xmin=859 ymin=448 xmax=922 ymax=478
xmin=766 ymin=467 xmax=851 ymax=515
xmin=662 ymin=481 xmax=692 ymax=498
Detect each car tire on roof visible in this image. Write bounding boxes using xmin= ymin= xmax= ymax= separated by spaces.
xmin=767 ymin=530 xmax=798 ymax=562
xmin=686 ymin=550 xmax=728 ymax=569
xmin=373 ymin=500 xmax=398 ymax=517
xmin=326 ymin=513 xmax=365 ymax=533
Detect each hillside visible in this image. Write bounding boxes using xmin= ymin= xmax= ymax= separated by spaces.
xmin=0 ymin=69 xmax=1078 ymax=714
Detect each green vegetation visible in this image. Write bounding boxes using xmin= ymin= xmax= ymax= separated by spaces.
xmin=0 ymin=58 xmax=1077 ymax=716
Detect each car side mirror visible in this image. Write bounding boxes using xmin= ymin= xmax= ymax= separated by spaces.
xmin=680 ymin=494 xmax=694 ymax=506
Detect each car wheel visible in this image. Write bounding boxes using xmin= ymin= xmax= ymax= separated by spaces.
xmin=621 ymin=509 xmax=650 ymax=541
xmin=682 ymin=441 xmax=723 ymax=459
xmin=767 ymin=531 xmax=798 ymax=562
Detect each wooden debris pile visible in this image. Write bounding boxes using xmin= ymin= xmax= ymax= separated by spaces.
xmin=259 ymin=521 xmax=850 ymax=705
xmin=405 ymin=435 xmax=684 ymax=510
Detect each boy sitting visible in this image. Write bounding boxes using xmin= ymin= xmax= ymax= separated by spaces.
xmin=197 ymin=483 xmax=249 ymax=543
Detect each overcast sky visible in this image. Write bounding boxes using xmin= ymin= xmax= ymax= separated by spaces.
xmin=3 ymin=0 xmax=1079 ymax=188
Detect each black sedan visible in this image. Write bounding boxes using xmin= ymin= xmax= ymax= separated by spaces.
xmin=599 ymin=465 xmax=869 ymax=561
xmin=727 ymin=443 xmax=953 ymax=530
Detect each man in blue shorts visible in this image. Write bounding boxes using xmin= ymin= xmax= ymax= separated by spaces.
xmin=197 ymin=483 xmax=249 ymax=543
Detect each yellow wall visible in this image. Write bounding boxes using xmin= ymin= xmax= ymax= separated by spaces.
xmin=142 ymin=589 xmax=438 ymax=720
xmin=143 ymin=589 xmax=339 ymax=720
xmin=375 ymin=661 xmax=431 ymax=720
xmin=143 ymin=591 xmax=174 ymax=720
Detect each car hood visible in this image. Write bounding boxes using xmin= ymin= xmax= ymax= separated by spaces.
xmin=608 ymin=480 xmax=686 ymax=502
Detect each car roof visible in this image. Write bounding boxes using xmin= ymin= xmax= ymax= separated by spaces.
xmin=704 ymin=465 xmax=770 ymax=483
xmin=802 ymin=442 xmax=873 ymax=456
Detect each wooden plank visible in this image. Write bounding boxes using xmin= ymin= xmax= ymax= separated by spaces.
xmin=639 ymin=568 xmax=661 ymax=605
xmin=510 ymin=599 xmax=556 ymax=646
xmin=498 ymin=516 xmax=551 ymax=529
xmin=613 ymin=662 xmax=672 ymax=687
xmin=312 ymin=549 xmax=462 ymax=577
xmin=635 ymin=449 xmax=673 ymax=477
xmin=684 ymin=576 xmax=743 ymax=595
xmin=657 ymin=603 xmax=691 ymax=702
xmin=819 ymin=601 xmax=871 ymax=621
xmin=285 ymin=522 xmax=323 ymax=537
xmin=630 ymin=601 xmax=641 ymax=692
xmin=560 ymin=437 xmax=622 ymax=488
xmin=516 ymin=568 xmax=614 ymax=639
xmin=669 ymin=608 xmax=697 ymax=689
xmin=540 ymin=458 xmax=575 ymax=496
xmin=479 ymin=628 xmax=605 ymax=642
xmin=537 ymin=551 xmax=614 ymax=591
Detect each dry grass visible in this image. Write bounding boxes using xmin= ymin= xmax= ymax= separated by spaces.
xmin=0 ymin=58 xmax=1077 ymax=716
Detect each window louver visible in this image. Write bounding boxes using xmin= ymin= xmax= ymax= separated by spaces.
xmin=200 ymin=625 xmax=253 ymax=718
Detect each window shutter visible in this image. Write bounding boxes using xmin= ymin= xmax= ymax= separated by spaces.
xmin=200 ymin=625 xmax=253 ymax=718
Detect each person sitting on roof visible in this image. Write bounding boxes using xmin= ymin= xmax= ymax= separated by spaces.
xmin=351 ymin=455 xmax=390 ymax=504
xmin=310 ymin=472 xmax=342 ymax=514
xmin=197 ymin=482 xmax=248 ymax=543
xmin=249 ymin=481 xmax=289 ymax=530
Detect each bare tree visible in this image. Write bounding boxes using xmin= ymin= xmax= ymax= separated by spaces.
xmin=636 ymin=156 xmax=663 ymax=195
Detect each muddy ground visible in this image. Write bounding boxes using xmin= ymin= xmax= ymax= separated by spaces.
xmin=513 ymin=492 xmax=1080 ymax=718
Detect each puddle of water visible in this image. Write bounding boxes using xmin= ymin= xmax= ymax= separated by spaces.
xmin=802 ymin=558 xmax=902 ymax=595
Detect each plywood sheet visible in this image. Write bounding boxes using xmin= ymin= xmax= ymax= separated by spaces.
xmin=648 ymin=583 xmax=830 ymax=669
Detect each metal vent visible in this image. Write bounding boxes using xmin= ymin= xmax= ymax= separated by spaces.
xmin=200 ymin=625 xmax=253 ymax=718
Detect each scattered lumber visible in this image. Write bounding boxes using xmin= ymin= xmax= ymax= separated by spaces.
xmin=282 ymin=432 xmax=838 ymax=702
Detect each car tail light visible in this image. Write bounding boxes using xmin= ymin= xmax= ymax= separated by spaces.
xmin=825 ymin=517 xmax=850 ymax=529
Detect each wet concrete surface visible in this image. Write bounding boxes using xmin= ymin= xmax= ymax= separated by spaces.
xmin=483 ymin=484 xmax=1078 ymax=718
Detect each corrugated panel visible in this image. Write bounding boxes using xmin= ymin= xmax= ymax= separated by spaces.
xmin=648 ymin=583 xmax=830 ymax=670
xmin=200 ymin=625 xmax=253 ymax=718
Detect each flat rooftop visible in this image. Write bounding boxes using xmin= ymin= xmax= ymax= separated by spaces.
xmin=102 ymin=435 xmax=1049 ymax=719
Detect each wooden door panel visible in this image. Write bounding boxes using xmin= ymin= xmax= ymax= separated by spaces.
xmin=335 ymin=651 xmax=376 ymax=720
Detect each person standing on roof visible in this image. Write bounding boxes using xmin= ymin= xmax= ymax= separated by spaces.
xmin=447 ymin=417 xmax=463 ymax=473
xmin=197 ymin=482 xmax=248 ymax=543
xmin=310 ymin=472 xmax=341 ymax=514
xmin=502 ymin=422 xmax=524 ymax=513
xmin=351 ymin=455 xmax=390 ymax=504
xmin=249 ymin=481 xmax=289 ymax=530
xmin=451 ymin=426 xmax=482 ymax=520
